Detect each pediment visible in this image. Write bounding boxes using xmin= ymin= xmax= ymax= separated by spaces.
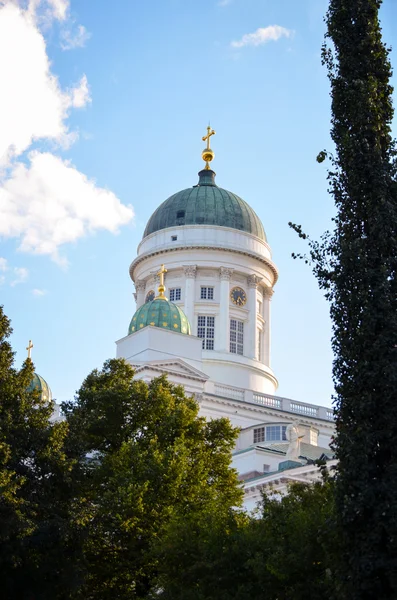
xmin=133 ymin=358 xmax=209 ymax=382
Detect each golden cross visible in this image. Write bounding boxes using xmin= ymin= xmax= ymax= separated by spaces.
xmin=156 ymin=264 xmax=168 ymax=299
xmin=26 ymin=339 xmax=33 ymax=359
xmin=202 ymin=125 xmax=216 ymax=149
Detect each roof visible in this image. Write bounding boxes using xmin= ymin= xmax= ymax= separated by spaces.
xmin=258 ymin=442 xmax=334 ymax=461
xmin=129 ymin=298 xmax=191 ymax=336
xmin=143 ymin=169 xmax=266 ymax=241
xmin=27 ymin=373 xmax=52 ymax=402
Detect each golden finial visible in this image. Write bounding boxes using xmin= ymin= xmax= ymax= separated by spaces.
xmin=26 ymin=339 xmax=33 ymax=359
xmin=155 ymin=264 xmax=168 ymax=300
xmin=202 ymin=125 xmax=216 ymax=170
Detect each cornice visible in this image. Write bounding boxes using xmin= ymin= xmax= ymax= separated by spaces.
xmin=201 ymin=393 xmax=335 ymax=430
xmin=130 ymin=244 xmax=279 ymax=286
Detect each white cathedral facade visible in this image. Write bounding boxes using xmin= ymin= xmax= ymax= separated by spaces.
xmin=115 ymin=129 xmax=336 ymax=511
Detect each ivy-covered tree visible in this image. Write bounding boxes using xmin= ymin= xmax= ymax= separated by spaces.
xmin=63 ymin=360 xmax=242 ymax=599
xmin=291 ymin=1 xmax=397 ymax=597
xmin=0 ymin=306 xmax=76 ymax=599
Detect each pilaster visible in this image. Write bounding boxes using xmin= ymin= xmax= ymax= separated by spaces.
xmin=218 ymin=267 xmax=233 ymax=351
xmin=247 ymin=275 xmax=263 ymax=359
xmin=263 ymin=286 xmax=274 ymax=365
xmin=183 ymin=265 xmax=197 ymax=328
xmin=135 ymin=280 xmax=146 ymax=308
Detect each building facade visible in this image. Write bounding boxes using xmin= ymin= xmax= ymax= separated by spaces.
xmin=116 ymin=129 xmax=335 ymax=510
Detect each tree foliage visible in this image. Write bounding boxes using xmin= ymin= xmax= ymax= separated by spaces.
xmin=155 ymin=477 xmax=336 ymax=600
xmin=0 ymin=306 xmax=75 ymax=599
xmin=290 ymin=1 xmax=397 ymax=597
xmin=62 ymin=359 xmax=243 ymax=599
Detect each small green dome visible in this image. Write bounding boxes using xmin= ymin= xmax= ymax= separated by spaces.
xmin=143 ymin=169 xmax=266 ymax=241
xmin=129 ymin=298 xmax=191 ymax=335
xmin=27 ymin=373 xmax=52 ymax=402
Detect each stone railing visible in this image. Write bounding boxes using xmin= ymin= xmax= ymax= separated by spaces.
xmin=208 ymin=383 xmax=334 ymax=421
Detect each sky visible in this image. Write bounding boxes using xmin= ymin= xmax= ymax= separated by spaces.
xmin=1 ymin=0 xmax=396 ymax=408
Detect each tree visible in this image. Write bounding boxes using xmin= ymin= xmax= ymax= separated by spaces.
xmin=62 ymin=359 xmax=243 ymax=599
xmin=155 ymin=477 xmax=337 ymax=600
xmin=291 ymin=1 xmax=397 ymax=597
xmin=0 ymin=306 xmax=76 ymax=600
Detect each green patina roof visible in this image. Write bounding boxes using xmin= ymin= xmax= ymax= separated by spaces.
xmin=143 ymin=169 xmax=266 ymax=241
xmin=129 ymin=298 xmax=191 ymax=336
xmin=27 ymin=373 xmax=52 ymax=402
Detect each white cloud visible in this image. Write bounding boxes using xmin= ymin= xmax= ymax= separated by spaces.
xmin=32 ymin=288 xmax=47 ymax=296
xmin=0 ymin=3 xmax=89 ymax=166
xmin=11 ymin=266 xmax=28 ymax=286
xmin=70 ymin=74 xmax=91 ymax=108
xmin=0 ymin=152 xmax=134 ymax=264
xmin=218 ymin=0 xmax=232 ymax=6
xmin=231 ymin=25 xmax=292 ymax=49
xmin=0 ymin=2 xmax=132 ymax=265
xmin=0 ymin=257 xmax=8 ymax=271
xmin=60 ymin=23 xmax=90 ymax=50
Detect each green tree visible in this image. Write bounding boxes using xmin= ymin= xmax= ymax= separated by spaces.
xmin=62 ymin=359 xmax=243 ymax=599
xmin=291 ymin=1 xmax=397 ymax=597
xmin=0 ymin=306 xmax=76 ymax=600
xmin=156 ymin=477 xmax=336 ymax=600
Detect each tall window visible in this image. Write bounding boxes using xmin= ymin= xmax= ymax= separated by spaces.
xmin=230 ymin=319 xmax=244 ymax=355
xmin=169 ymin=287 xmax=181 ymax=301
xmin=200 ymin=286 xmax=214 ymax=300
xmin=197 ymin=316 xmax=215 ymax=350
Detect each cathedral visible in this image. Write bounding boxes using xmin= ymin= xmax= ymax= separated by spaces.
xmin=31 ymin=127 xmax=336 ymax=510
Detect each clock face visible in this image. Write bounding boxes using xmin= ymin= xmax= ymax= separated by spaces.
xmin=230 ymin=286 xmax=247 ymax=307
xmin=145 ymin=290 xmax=155 ymax=303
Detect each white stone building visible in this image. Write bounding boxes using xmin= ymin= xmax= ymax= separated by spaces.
xmin=116 ymin=130 xmax=335 ymax=510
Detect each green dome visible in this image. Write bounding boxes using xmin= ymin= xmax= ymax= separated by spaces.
xmin=129 ymin=298 xmax=191 ymax=335
xmin=27 ymin=373 xmax=52 ymax=402
xmin=143 ymin=170 xmax=266 ymax=241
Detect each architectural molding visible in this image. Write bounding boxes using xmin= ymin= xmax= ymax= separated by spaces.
xmin=263 ymin=286 xmax=274 ymax=299
xmin=183 ymin=265 xmax=197 ymax=279
xmin=135 ymin=279 xmax=146 ymax=293
xmin=219 ymin=266 xmax=233 ymax=281
xmin=129 ymin=245 xmax=279 ymax=285
xmin=247 ymin=274 xmax=263 ymax=289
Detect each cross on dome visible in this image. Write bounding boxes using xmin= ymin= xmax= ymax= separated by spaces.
xmin=156 ymin=264 xmax=168 ymax=300
xmin=26 ymin=339 xmax=33 ymax=359
xmin=201 ymin=125 xmax=216 ymax=170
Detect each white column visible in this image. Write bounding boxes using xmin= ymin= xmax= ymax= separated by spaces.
xmin=263 ymin=287 xmax=274 ymax=366
xmin=218 ymin=267 xmax=233 ymax=352
xmin=247 ymin=275 xmax=262 ymax=359
xmin=135 ymin=280 xmax=146 ymax=308
xmin=183 ymin=265 xmax=197 ymax=328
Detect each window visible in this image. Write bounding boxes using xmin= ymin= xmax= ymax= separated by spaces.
xmin=169 ymin=288 xmax=181 ymax=301
xmin=171 ymin=235 xmax=177 ymax=241
xmin=176 ymin=210 xmax=185 ymax=219
xmin=257 ymin=329 xmax=262 ymax=361
xmin=254 ymin=425 xmax=288 ymax=444
xmin=200 ymin=286 xmax=214 ymax=300
xmin=263 ymin=464 xmax=271 ymax=473
xmin=197 ymin=316 xmax=215 ymax=350
xmin=257 ymin=299 xmax=263 ymax=315
xmin=310 ymin=430 xmax=318 ymax=446
xmin=253 ymin=427 xmax=265 ymax=443
xmin=230 ymin=319 xmax=244 ymax=355
xmin=266 ymin=425 xmax=287 ymax=442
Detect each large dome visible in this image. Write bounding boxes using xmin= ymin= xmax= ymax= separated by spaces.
xmin=143 ymin=169 xmax=266 ymax=241
xmin=129 ymin=298 xmax=191 ymax=336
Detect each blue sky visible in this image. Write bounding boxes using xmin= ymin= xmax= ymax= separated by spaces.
xmin=1 ymin=0 xmax=396 ymax=408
